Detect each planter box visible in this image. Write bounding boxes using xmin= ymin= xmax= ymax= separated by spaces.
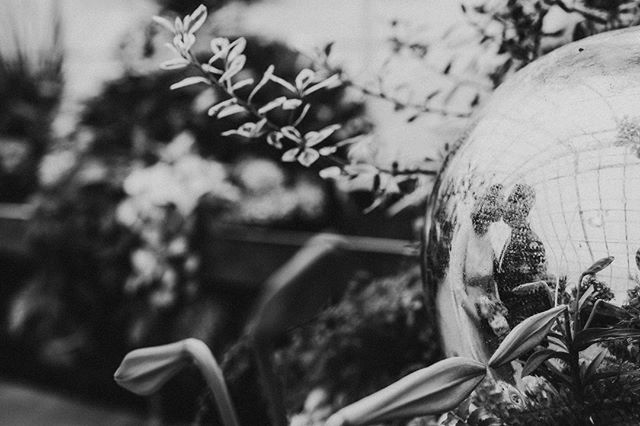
xmin=201 ymin=223 xmax=418 ymax=290
xmin=0 ymin=203 xmax=33 ymax=255
xmin=0 ymin=204 xmax=418 ymax=289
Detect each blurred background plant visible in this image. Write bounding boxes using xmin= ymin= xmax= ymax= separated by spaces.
xmin=195 ymin=266 xmax=441 ymax=426
xmin=0 ymin=0 xmax=63 ymax=202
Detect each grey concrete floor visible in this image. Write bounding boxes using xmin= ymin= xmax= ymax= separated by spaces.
xmin=0 ymin=381 xmax=148 ymax=426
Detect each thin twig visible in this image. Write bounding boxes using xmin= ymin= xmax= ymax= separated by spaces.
xmin=344 ymin=79 xmax=473 ymax=118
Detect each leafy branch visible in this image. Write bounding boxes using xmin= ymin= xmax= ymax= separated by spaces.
xmin=152 ymin=5 xmax=448 ymax=212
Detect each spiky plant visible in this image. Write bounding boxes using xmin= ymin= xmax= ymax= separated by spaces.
xmin=0 ymin=0 xmax=64 ymax=201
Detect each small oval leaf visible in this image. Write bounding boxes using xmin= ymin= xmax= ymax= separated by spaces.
xmin=295 ymin=68 xmax=315 ymax=90
xmin=152 ymin=16 xmax=175 ymax=32
xmin=325 ymin=357 xmax=486 ymax=425
xmin=282 ymin=98 xmax=303 ymax=110
xmin=170 ymin=76 xmax=210 ymax=90
xmin=297 ymin=149 xmax=320 ymax=167
xmin=231 ymin=78 xmax=254 ymax=91
xmin=257 ymin=96 xmax=287 ymax=115
xmin=207 ymin=99 xmax=235 ymax=116
xmin=226 ymin=37 xmax=247 ymax=63
xmin=488 ymin=305 xmax=567 ymax=369
xmin=220 ymin=55 xmax=246 ymax=82
xmin=160 ymin=58 xmax=190 ymax=70
xmin=187 ymin=4 xmax=207 ymax=34
xmin=217 ymin=104 xmax=246 ymax=118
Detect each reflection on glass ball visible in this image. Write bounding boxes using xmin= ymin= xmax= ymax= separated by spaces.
xmin=423 ymin=27 xmax=640 ymax=361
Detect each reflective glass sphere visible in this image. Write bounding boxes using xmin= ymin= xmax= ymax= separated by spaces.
xmin=423 ymin=27 xmax=640 ymax=360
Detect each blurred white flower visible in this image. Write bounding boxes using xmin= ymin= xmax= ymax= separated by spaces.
xmin=235 ymin=157 xmax=285 ymax=195
xmin=346 ymin=135 xmax=377 ymax=164
xmin=116 ymin=199 xmax=140 ymax=228
xmin=162 ymin=131 xmax=196 ymax=162
xmin=39 ymin=150 xmax=77 ymax=187
xmin=76 ymin=159 xmax=108 ymax=185
xmin=50 ymin=113 xmax=78 ymax=139
xmin=294 ymin=179 xmax=326 ymax=219
xmin=193 ymin=88 xmax=219 ymax=114
xmin=131 ymin=249 xmax=159 ymax=279
xmin=290 ymin=388 xmax=333 ymax=426
xmin=168 ymin=237 xmax=188 ymax=256
xmin=483 ymin=0 xmax=510 ymax=13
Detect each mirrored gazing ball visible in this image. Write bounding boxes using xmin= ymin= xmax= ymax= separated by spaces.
xmin=423 ymin=27 xmax=640 ymax=360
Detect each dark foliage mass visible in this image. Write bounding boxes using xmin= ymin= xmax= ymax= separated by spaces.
xmin=276 ymin=267 xmax=440 ymax=409
xmin=196 ymin=266 xmax=441 ymax=425
xmin=157 ymin=0 xmax=258 ymax=15
xmin=3 ymin=28 xmax=367 ymax=423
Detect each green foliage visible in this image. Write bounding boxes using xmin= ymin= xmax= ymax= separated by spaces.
xmin=115 ymin=338 xmax=240 ymax=426
xmin=605 ymin=285 xmax=640 ymax=364
xmin=493 ymin=368 xmax=640 ymax=426
xmin=275 ymin=267 xmax=440 ymax=411
xmin=461 ymin=0 xmax=640 ymax=88
xmin=0 ymin=1 xmax=64 ymax=201
xmin=194 ymin=267 xmax=440 ymax=425
xmin=326 ymin=357 xmax=487 ymax=426
xmin=80 ymin=36 xmax=365 ymax=165
xmin=323 ymin=256 xmax=640 ymax=425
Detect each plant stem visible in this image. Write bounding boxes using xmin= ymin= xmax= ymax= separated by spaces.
xmin=574 ymin=273 xmax=586 ymax=333
xmin=570 ymin=346 xmax=583 ymax=404
xmin=563 ymin=309 xmax=573 ymax=344
xmin=184 ymin=339 xmax=240 ymax=426
xmin=252 ymin=340 xmax=288 ymax=426
xmin=563 ymin=310 xmax=584 ymax=407
xmin=583 ymin=299 xmax=602 ymax=330
xmin=342 ymin=79 xmax=473 ymax=118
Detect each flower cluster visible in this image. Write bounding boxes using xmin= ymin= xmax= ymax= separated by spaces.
xmin=116 ymin=132 xmax=237 ymax=309
xmin=116 ymin=132 xmax=329 ymax=309
xmin=228 ymin=157 xmax=327 ymax=224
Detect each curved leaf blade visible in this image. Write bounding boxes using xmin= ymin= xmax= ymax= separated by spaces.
xmin=488 ymin=305 xmax=567 ymax=369
xmin=115 ymin=339 xmax=239 ymax=426
xmin=325 ymin=357 xmax=486 ymax=425
xmin=583 ymin=349 xmax=607 ymax=382
xmin=583 ymin=256 xmax=614 ymax=276
xmin=187 ymin=4 xmax=207 ymax=34
xmin=522 ymin=348 xmax=570 ymax=377
xmin=114 ymin=341 xmax=190 ymax=395
xmin=574 ymin=327 xmax=640 ymax=352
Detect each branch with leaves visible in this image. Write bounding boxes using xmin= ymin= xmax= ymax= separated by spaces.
xmin=152 ymin=5 xmax=443 ymax=212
